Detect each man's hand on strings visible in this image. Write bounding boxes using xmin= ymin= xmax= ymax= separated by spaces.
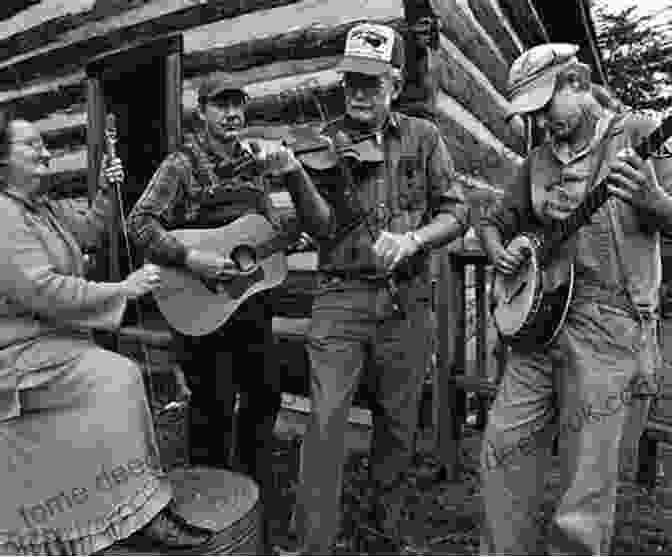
xmin=121 ymin=263 xmax=162 ymax=300
xmin=242 ymin=138 xmax=302 ymax=176
xmin=185 ymin=249 xmax=241 ymax=282
xmin=608 ymin=147 xmax=665 ymax=213
xmin=492 ymin=243 xmax=529 ymax=277
xmin=373 ymin=230 xmax=422 ymax=271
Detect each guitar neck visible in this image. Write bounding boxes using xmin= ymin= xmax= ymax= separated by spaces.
xmin=539 ymin=114 xmax=672 ymax=265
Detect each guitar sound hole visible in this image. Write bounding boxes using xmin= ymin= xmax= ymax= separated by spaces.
xmin=231 ymin=245 xmax=258 ymax=273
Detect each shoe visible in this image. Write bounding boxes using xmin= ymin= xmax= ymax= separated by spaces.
xmin=122 ymin=503 xmax=214 ymax=551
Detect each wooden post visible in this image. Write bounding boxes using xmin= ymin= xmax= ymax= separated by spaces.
xmin=475 ymin=259 xmax=489 ymax=429
xmin=86 ymin=77 xmax=104 ymax=204
xmin=165 ymin=48 xmax=183 ymax=153
xmin=434 ymin=247 xmax=466 ymax=480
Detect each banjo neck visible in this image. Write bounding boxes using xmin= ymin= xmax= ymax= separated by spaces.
xmin=538 ymin=113 xmax=672 ymax=267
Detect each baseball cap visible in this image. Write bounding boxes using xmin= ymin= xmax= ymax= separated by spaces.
xmin=198 ymin=72 xmax=249 ymax=104
xmin=335 ymin=23 xmax=405 ymax=76
xmin=506 ymin=43 xmax=581 ymax=120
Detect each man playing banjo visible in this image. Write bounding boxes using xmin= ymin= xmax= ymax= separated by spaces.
xmin=478 ymin=43 xmax=672 ymax=554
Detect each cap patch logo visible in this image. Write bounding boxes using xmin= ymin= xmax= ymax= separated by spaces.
xmin=345 ymin=24 xmax=395 ymax=62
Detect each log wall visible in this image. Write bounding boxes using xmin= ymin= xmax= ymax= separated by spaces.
xmin=0 ymin=0 xmax=537 ymax=205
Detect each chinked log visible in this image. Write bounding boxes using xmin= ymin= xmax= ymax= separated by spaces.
xmin=0 ymin=0 xmax=152 ymax=65
xmin=186 ymin=68 xmax=345 ymax=124
xmin=0 ymin=0 xmax=305 ymax=87
xmin=467 ymin=0 xmax=523 ymax=64
xmin=430 ymin=0 xmax=509 ymax=94
xmin=496 ymin=0 xmax=549 ymax=47
xmin=435 ymin=34 xmax=524 ymax=153
xmin=183 ymin=19 xmax=399 ymax=78
xmin=434 ymin=89 xmax=522 ymax=190
xmin=21 ymin=44 xmax=526 ymax=161
xmin=0 ymin=71 xmax=86 ymax=121
xmin=0 ymin=1 xmax=42 ymax=23
xmin=181 ymin=0 xmax=404 ymax=77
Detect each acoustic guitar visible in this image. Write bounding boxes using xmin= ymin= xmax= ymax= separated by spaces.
xmin=153 ymin=214 xmax=307 ymax=336
xmin=492 ymin=114 xmax=672 ymax=349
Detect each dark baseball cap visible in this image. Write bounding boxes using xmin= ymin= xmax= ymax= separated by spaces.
xmin=198 ymin=72 xmax=249 ymax=104
xmin=335 ymin=23 xmax=405 ymax=76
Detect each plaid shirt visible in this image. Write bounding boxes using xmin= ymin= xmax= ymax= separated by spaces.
xmin=127 ymin=127 xmax=275 ymax=267
xmin=312 ymin=112 xmax=469 ymax=275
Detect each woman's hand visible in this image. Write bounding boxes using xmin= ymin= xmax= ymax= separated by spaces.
xmin=101 ymin=155 xmax=125 ymax=186
xmin=120 ymin=264 xmax=162 ymax=300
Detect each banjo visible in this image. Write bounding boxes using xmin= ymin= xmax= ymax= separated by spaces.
xmin=493 ymin=114 xmax=672 ymax=349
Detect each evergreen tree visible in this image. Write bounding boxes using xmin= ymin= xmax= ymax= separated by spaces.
xmin=593 ymin=2 xmax=672 ymax=112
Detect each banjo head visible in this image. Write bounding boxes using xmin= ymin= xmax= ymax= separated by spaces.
xmin=492 ymin=235 xmax=543 ymax=338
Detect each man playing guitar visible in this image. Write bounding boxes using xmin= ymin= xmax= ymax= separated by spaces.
xmin=127 ymin=73 xmax=328 ymax=552
xmin=478 ymin=43 xmax=672 ymax=554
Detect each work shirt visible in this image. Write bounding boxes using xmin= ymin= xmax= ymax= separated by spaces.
xmin=310 ymin=112 xmax=469 ymax=280
xmin=127 ymin=127 xmax=278 ymax=268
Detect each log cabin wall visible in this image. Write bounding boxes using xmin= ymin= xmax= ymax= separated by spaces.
xmin=0 ymin=0 xmax=602 ymax=313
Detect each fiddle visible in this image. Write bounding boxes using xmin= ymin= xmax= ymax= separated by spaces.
xmin=220 ymin=126 xmax=385 ymax=177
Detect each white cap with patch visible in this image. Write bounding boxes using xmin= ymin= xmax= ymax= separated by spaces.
xmin=336 ymin=23 xmax=405 ymax=76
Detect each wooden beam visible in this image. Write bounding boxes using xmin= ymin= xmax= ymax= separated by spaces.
xmin=435 ymin=34 xmax=524 ymax=153
xmin=183 ymin=57 xmax=342 ymax=105
xmin=0 ymin=0 xmax=94 ymax=41
xmin=496 ymin=0 xmax=549 ymax=47
xmin=430 ymin=0 xmax=510 ymax=94
xmin=0 ymin=1 xmax=42 ymax=22
xmin=184 ymin=20 xmax=398 ymax=78
xmin=467 ymin=0 xmax=524 ymax=64
xmin=34 ymin=109 xmax=86 ymax=149
xmin=182 ymin=0 xmax=404 ymax=75
xmin=0 ymin=1 xmax=101 ymax=67
xmin=0 ymin=71 xmax=86 ymax=120
xmin=0 ymin=0 xmax=305 ymax=87
xmin=434 ymin=88 xmax=522 ymax=189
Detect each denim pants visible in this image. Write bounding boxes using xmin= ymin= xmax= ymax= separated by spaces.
xmin=480 ymin=300 xmax=660 ymax=555
xmin=295 ymin=275 xmax=433 ymax=554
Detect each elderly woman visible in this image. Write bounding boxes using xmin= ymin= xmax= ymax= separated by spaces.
xmin=0 ymin=113 xmax=213 ymax=555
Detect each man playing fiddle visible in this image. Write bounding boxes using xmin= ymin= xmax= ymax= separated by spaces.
xmin=290 ymin=22 xmax=469 ymax=554
xmin=127 ymin=74 xmax=328 ymax=551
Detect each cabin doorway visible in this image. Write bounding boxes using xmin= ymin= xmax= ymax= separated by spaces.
xmin=85 ymin=34 xmax=183 ymax=285
xmin=85 ymin=35 xmax=183 ymax=328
